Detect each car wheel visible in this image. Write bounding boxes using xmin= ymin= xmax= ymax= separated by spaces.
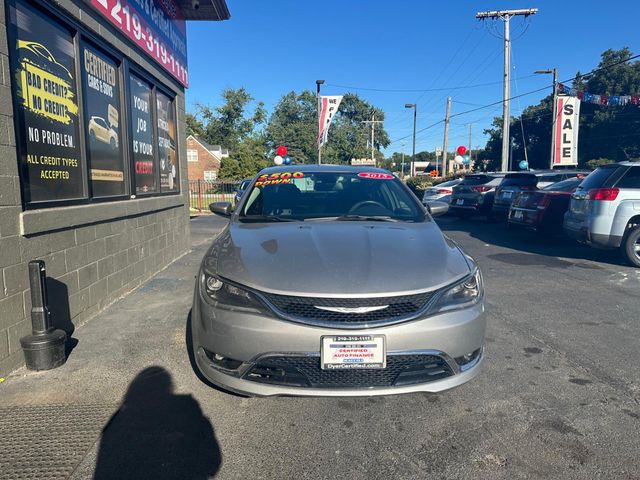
xmin=622 ymin=226 xmax=640 ymax=267
xmin=110 ymin=137 xmax=116 ymax=149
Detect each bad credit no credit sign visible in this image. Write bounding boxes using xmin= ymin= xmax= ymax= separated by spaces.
xmin=88 ymin=0 xmax=189 ymax=87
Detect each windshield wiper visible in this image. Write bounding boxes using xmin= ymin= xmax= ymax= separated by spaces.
xmin=239 ymin=215 xmax=301 ymax=223
xmin=334 ymin=215 xmax=399 ymax=222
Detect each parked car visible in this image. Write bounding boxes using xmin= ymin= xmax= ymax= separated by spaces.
xmin=422 ymin=179 xmax=462 ymax=205
xmin=492 ymin=173 xmax=539 ymax=220
xmin=564 ymin=162 xmax=640 ymax=267
xmin=450 ymin=173 xmax=505 ymax=218
xmin=192 ymin=165 xmax=485 ymax=396
xmin=508 ymin=177 xmax=583 ymax=233
xmin=234 ymin=178 xmax=253 ymax=205
xmin=534 ymin=170 xmax=590 ymax=188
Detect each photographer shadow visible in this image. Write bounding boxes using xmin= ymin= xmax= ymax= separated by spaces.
xmin=94 ymin=366 xmax=221 ymax=479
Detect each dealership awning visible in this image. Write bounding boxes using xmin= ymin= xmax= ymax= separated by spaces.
xmin=176 ymin=0 xmax=230 ymax=21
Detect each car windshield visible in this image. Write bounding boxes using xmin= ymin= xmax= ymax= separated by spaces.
xmin=239 ymin=171 xmax=424 ymax=222
xmin=577 ymin=165 xmax=619 ymax=190
xmin=543 ymin=178 xmax=581 ymax=192
xmin=459 ymin=175 xmax=493 ymax=186
xmin=501 ymin=174 xmax=537 ymax=187
xmin=435 ymin=179 xmax=460 ymax=188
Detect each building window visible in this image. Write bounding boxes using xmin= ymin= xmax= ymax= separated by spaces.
xmin=81 ymin=43 xmax=126 ymax=198
xmin=203 ymin=171 xmax=217 ymax=181
xmin=187 ymin=149 xmax=198 ymax=162
xmin=9 ymin=0 xmax=181 ymax=208
xmin=11 ymin=0 xmax=85 ymax=204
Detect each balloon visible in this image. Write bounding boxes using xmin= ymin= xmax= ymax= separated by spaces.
xmin=454 ymin=155 xmax=464 ymax=165
xmin=274 ymin=155 xmax=284 ymax=165
xmin=457 ymin=145 xmax=467 ymax=155
xmin=519 ymin=160 xmax=529 ymax=170
xmin=283 ymin=156 xmax=292 ymax=165
xmin=462 ymin=155 xmax=470 ymax=166
xmin=276 ymin=146 xmax=287 ymax=157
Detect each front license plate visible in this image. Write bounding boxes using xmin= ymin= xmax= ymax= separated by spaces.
xmin=321 ymin=335 xmax=386 ymax=370
xmin=503 ymin=191 xmax=512 ymax=199
xmin=456 ymin=198 xmax=464 ymax=205
xmin=513 ymin=210 xmax=524 ymax=220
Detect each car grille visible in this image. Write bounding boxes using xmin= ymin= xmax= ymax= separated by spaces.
xmin=259 ymin=291 xmax=436 ymax=327
xmin=244 ymin=354 xmax=454 ymax=388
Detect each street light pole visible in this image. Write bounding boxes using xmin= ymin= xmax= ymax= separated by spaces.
xmin=405 ymin=104 xmax=417 ymax=176
xmin=535 ymin=68 xmax=558 ymax=169
xmin=316 ymin=80 xmax=325 ymax=164
xmin=401 ymin=142 xmax=406 ymax=179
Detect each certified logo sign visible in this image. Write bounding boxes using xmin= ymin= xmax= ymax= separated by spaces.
xmin=358 ymin=172 xmax=394 ymax=180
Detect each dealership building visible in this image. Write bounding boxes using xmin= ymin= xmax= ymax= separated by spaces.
xmin=0 ymin=0 xmax=229 ymax=375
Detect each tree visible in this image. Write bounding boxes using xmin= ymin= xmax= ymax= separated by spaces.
xmin=265 ymin=91 xmax=391 ymax=165
xmin=218 ymin=135 xmax=270 ymax=180
xmin=190 ymin=88 xmax=266 ymax=153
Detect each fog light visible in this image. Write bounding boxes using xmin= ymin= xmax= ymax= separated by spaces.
xmin=206 ymin=276 xmax=223 ymax=291
xmin=455 ymin=348 xmax=482 ymax=371
xmin=201 ymin=348 xmax=243 ymax=371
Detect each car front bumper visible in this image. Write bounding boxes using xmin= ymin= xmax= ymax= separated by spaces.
xmin=191 ymin=286 xmax=486 ymax=397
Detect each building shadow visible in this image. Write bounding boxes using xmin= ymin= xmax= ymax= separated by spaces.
xmin=45 ymin=277 xmax=78 ymax=356
xmin=94 ymin=366 xmax=221 ymax=479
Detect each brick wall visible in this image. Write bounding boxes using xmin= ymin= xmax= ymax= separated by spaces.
xmin=0 ymin=0 xmax=191 ymax=376
xmin=187 ymin=136 xmax=221 ymax=181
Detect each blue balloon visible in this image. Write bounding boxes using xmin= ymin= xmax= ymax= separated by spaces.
xmin=519 ymin=160 xmax=528 ymax=170
xmin=284 ymin=156 xmax=292 ymax=165
xmin=462 ymin=155 xmax=470 ymax=166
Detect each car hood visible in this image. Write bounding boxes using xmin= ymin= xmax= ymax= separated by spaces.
xmin=206 ymin=221 xmax=471 ymax=296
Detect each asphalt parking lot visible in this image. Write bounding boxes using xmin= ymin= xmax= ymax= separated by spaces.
xmin=2 ymin=214 xmax=640 ymax=479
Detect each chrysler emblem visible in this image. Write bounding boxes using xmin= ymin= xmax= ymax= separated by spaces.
xmin=314 ymin=305 xmax=389 ymax=314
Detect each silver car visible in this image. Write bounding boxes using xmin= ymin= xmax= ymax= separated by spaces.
xmin=564 ymin=162 xmax=640 ymax=267
xmin=422 ymin=179 xmax=462 ymax=205
xmin=191 ymin=165 xmax=486 ymax=396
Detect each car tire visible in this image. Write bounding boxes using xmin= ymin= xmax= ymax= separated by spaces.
xmin=622 ymin=226 xmax=640 ymax=267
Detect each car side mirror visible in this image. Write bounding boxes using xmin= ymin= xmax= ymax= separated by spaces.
xmin=209 ymin=201 xmax=233 ymax=217
xmin=426 ymin=201 xmax=449 ymax=217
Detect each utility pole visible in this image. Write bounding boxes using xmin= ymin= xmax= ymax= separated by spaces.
xmin=534 ymin=68 xmax=558 ymax=168
xmin=442 ymin=96 xmax=452 ymax=177
xmin=401 ymin=141 xmax=406 ymax=179
xmin=404 ymin=104 xmax=417 ymax=176
xmin=316 ymin=80 xmax=325 ymax=164
xmin=362 ymin=114 xmax=383 ymax=167
xmin=476 ymin=9 xmax=538 ymax=172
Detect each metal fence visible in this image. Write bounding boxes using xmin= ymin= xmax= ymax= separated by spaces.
xmin=188 ymin=180 xmax=239 ymax=213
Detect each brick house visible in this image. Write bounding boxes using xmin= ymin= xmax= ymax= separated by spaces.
xmin=187 ymin=135 xmax=229 ymax=181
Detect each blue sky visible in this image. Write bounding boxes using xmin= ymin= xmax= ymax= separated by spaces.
xmin=185 ymin=0 xmax=638 ymax=155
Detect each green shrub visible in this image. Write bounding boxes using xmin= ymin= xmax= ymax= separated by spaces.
xmin=405 ymin=176 xmax=433 ymax=197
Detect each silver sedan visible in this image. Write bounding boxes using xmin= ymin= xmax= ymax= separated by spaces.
xmin=191 ymin=165 xmax=485 ymax=396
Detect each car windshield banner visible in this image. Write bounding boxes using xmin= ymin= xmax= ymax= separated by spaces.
xmin=553 ymin=96 xmax=581 ymax=166
xmin=11 ymin=0 xmax=84 ymax=203
xmin=87 ymin=0 xmax=188 ymax=87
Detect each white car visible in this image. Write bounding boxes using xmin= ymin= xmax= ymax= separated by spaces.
xmin=422 ymin=179 xmax=462 ymax=205
xmin=88 ymin=116 xmax=118 ymax=149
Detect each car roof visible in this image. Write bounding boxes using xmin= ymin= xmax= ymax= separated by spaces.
xmin=258 ymin=164 xmax=392 ymax=175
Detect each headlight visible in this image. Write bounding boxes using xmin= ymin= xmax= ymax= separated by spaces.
xmin=431 ymin=268 xmax=483 ymax=313
xmin=201 ymin=273 xmax=269 ymax=313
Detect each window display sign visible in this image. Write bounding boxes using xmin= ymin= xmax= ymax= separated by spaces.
xmin=81 ymin=44 xmax=126 ymax=197
xmin=11 ymin=0 xmax=84 ymax=203
xmin=157 ymin=92 xmax=178 ymax=192
xmin=129 ymin=74 xmax=156 ymax=194
xmin=87 ymin=0 xmax=188 ymax=87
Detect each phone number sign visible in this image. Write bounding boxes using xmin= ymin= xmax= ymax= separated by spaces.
xmin=89 ymin=0 xmax=189 ymax=87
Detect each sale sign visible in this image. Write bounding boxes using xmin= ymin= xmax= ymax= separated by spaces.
xmin=553 ymin=96 xmax=581 ymax=166
xmin=88 ymin=0 xmax=189 ymax=87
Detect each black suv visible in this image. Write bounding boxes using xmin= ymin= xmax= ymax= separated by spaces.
xmin=492 ymin=173 xmax=539 ymax=220
xmin=450 ymin=173 xmax=505 ymax=218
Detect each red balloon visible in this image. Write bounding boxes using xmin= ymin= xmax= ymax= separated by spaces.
xmin=457 ymin=145 xmax=467 ymax=155
xmin=276 ymin=146 xmax=287 ymax=156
